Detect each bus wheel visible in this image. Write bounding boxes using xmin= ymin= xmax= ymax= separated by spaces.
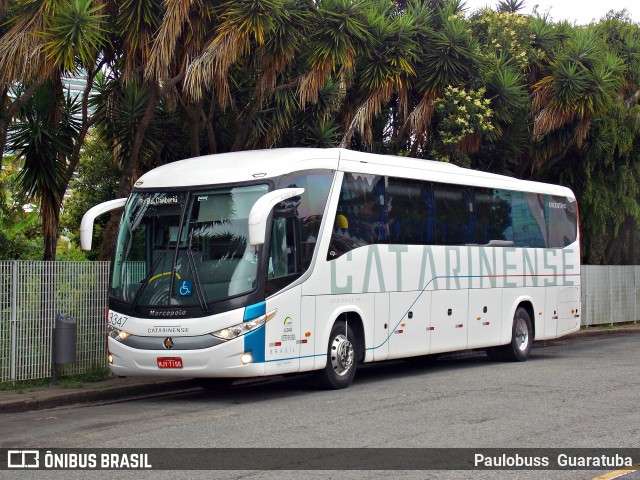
xmin=316 ymin=321 xmax=357 ymax=389
xmin=503 ymin=307 xmax=533 ymax=362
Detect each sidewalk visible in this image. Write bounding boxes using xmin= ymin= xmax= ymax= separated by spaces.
xmin=0 ymin=376 xmax=198 ymax=414
xmin=1 ymin=325 xmax=639 ymax=414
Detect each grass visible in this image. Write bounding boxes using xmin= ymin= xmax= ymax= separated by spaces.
xmin=582 ymin=321 xmax=639 ymax=330
xmin=0 ymin=377 xmax=50 ymax=393
xmin=0 ymin=366 xmax=110 ymax=391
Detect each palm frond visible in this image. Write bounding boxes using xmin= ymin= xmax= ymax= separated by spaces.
xmin=42 ymin=0 xmax=109 ymax=74
xmin=418 ymin=14 xmax=479 ymax=91
xmin=116 ymin=0 xmax=164 ymax=79
xmin=404 ymin=89 xmax=439 ymax=146
xmin=0 ymin=8 xmax=46 ymax=86
xmin=146 ymin=0 xmax=203 ymax=81
xmin=299 ymin=0 xmax=370 ymax=107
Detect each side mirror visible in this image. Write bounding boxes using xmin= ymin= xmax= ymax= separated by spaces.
xmin=248 ymin=188 xmax=305 ymax=247
xmin=80 ymin=198 xmax=127 ymax=250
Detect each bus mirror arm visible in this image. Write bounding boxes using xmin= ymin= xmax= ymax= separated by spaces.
xmin=248 ymin=188 xmax=305 ymax=246
xmin=80 ymin=198 xmax=127 ymax=251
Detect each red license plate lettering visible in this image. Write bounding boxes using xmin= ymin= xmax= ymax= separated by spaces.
xmin=157 ymin=357 xmax=183 ymax=369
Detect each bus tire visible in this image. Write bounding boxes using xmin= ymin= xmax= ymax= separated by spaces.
xmin=316 ymin=321 xmax=357 ymax=389
xmin=503 ymin=307 xmax=533 ymax=362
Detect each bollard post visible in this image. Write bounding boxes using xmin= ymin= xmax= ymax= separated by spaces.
xmin=52 ymin=313 xmax=77 ymax=385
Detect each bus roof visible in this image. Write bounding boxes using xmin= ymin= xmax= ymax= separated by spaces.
xmin=135 ymin=148 xmax=341 ymax=188
xmin=134 ymin=148 xmax=575 ymax=198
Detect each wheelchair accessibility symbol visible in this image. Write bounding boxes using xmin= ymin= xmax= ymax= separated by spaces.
xmin=178 ymin=280 xmax=193 ymax=296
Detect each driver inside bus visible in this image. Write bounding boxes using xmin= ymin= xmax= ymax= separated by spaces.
xmin=334 ymin=213 xmax=350 ymax=238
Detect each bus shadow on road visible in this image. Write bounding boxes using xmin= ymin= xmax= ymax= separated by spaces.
xmin=175 ymin=350 xmax=520 ymax=403
xmin=163 ymin=346 xmax=573 ymax=406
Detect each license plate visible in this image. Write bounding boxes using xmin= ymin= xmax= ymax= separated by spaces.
xmin=157 ymin=357 xmax=183 ymax=369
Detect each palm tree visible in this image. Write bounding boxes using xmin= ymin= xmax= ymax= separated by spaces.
xmin=404 ymin=2 xmax=480 ymax=155
xmin=8 ymin=83 xmax=80 ymax=260
xmin=560 ymin=15 xmax=640 ymax=264
xmin=0 ymin=1 xmax=49 ymax=161
xmin=530 ymin=27 xmax=625 ymax=174
xmin=497 ymin=0 xmax=526 ymax=14
xmin=0 ymin=0 xmax=109 ymax=260
xmin=339 ymin=0 xmax=423 ymax=149
xmin=110 ymin=0 xmax=175 ymax=198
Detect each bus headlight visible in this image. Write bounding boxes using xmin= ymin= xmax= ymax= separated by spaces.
xmin=212 ymin=309 xmax=277 ymax=341
xmin=108 ymin=326 xmax=132 ymax=342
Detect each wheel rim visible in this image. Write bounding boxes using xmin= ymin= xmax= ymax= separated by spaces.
xmin=515 ymin=316 xmax=529 ymax=352
xmin=330 ymin=334 xmax=354 ymax=376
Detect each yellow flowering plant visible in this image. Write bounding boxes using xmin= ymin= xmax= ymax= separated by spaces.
xmin=432 ymin=85 xmax=495 ymax=149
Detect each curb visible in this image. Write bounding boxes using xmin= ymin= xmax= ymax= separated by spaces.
xmin=0 ymin=379 xmax=197 ymax=414
xmin=536 ymin=325 xmax=640 ymax=347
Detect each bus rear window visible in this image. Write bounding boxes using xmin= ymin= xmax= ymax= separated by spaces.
xmin=548 ymin=196 xmax=578 ymax=248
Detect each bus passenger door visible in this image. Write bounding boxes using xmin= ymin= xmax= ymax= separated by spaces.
xmin=430 ymin=290 xmax=468 ymax=354
xmin=467 ymin=289 xmax=502 ymax=349
xmin=388 ymin=291 xmax=431 ymax=359
xmin=263 ymin=215 xmax=303 ymax=375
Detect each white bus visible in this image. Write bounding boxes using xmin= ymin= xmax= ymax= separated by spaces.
xmin=81 ymin=148 xmax=581 ymax=389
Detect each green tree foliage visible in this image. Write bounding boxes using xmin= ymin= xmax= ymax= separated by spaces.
xmin=0 ymin=156 xmax=42 ymax=259
xmin=430 ymin=86 xmax=495 ymax=164
xmin=1 ymin=0 xmax=640 ymax=264
xmin=0 ymin=0 xmax=109 ymax=260
xmin=60 ymin=135 xmax=119 ymax=260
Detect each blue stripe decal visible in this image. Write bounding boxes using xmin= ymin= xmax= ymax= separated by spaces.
xmin=365 ymin=274 xmax=468 ymax=352
xmin=364 ymin=271 xmax=580 ymax=352
xmin=243 ymin=302 xmax=267 ymax=363
xmin=244 ymin=301 xmax=266 ymax=321
xmin=244 ymin=327 xmax=266 ymax=363
xmin=264 ymin=353 xmax=326 ymax=363
xmin=366 ymin=273 xmax=490 ymax=352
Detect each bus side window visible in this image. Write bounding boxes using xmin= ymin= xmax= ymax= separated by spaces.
xmin=547 ymin=195 xmax=578 ymax=248
xmin=327 ymin=173 xmax=385 ymax=259
xmin=475 ymin=188 xmax=513 ymax=245
xmin=434 ymin=184 xmax=474 ymax=245
xmin=387 ymin=177 xmax=434 ymax=245
xmin=511 ymin=192 xmax=547 ymax=248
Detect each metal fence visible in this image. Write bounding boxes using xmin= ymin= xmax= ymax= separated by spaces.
xmin=581 ymin=265 xmax=640 ymax=327
xmin=0 ymin=262 xmax=638 ymax=383
xmin=0 ymin=260 xmax=110 ymax=383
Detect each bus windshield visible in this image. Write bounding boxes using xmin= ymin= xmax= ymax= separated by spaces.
xmin=110 ymin=185 xmax=269 ymax=309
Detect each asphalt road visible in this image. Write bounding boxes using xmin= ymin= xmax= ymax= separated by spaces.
xmin=1 ymin=334 xmax=639 ymax=480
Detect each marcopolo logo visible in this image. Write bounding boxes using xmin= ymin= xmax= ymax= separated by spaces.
xmin=8 ymin=450 xmax=39 ymax=468
xmin=148 ymin=310 xmax=187 ymax=318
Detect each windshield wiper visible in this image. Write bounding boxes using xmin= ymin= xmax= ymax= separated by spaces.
xmin=186 ymin=248 xmax=209 ymax=313
xmin=128 ymin=252 xmax=166 ymax=314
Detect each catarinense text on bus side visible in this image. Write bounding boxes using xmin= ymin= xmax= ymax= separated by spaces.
xmin=330 ymin=244 xmax=578 ymax=294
